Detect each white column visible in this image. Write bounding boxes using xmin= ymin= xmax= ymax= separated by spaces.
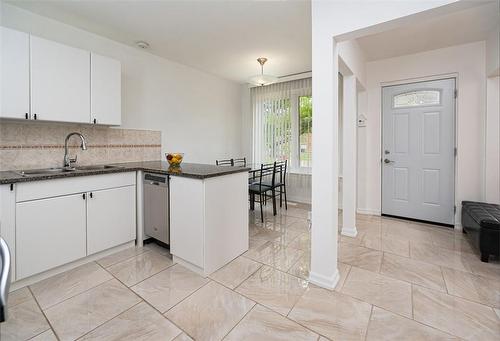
xmin=309 ymin=28 xmax=340 ymax=289
xmin=341 ymin=75 xmax=358 ymax=237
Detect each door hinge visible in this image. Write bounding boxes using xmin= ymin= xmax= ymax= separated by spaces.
xmin=454 ymin=147 xmax=457 ymax=157
xmin=454 ymin=89 xmax=458 ymax=98
xmin=454 ymin=205 xmax=457 ymax=214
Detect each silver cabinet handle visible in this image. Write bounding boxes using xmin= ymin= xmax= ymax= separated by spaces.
xmin=0 ymin=237 xmax=11 ymax=322
xmin=384 ymin=159 xmax=394 ymax=164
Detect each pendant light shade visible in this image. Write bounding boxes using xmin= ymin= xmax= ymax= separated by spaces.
xmin=248 ymin=57 xmax=278 ymax=86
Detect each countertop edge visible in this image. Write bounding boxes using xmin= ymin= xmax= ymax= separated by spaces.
xmin=0 ymin=163 xmax=251 ymax=185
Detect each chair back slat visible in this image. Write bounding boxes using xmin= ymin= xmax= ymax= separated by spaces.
xmin=256 ymin=162 xmax=277 ymax=190
xmin=216 ymin=158 xmax=233 ymax=166
xmin=233 ymin=157 xmax=246 ymax=167
xmin=275 ymin=160 xmax=287 ymax=183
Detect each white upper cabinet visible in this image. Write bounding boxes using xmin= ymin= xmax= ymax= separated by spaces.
xmin=1 ymin=27 xmax=30 ymax=119
xmin=30 ymin=35 xmax=91 ymax=123
xmin=91 ymin=53 xmax=121 ymax=125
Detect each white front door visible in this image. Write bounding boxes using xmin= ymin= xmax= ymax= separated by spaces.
xmin=382 ymin=78 xmax=455 ymax=225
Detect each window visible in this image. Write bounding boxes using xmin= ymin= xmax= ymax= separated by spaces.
xmin=299 ymin=96 xmax=312 ymax=168
xmin=252 ymin=78 xmax=312 ymax=172
xmin=261 ymin=98 xmax=291 ymax=163
xmin=393 ymin=90 xmax=440 ymax=108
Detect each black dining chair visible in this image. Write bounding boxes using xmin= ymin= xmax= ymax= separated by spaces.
xmin=249 ymin=162 xmax=277 ymax=223
xmin=216 ymin=158 xmax=233 ymax=166
xmin=233 ymin=157 xmax=246 ymax=167
xmin=261 ymin=160 xmax=288 ymax=210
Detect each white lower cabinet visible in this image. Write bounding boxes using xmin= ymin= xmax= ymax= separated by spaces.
xmin=16 ymin=193 xmax=87 ymax=279
xmin=12 ymin=172 xmax=137 ymax=281
xmin=87 ymin=186 xmax=136 ymax=255
xmin=170 ymin=172 xmax=248 ymax=277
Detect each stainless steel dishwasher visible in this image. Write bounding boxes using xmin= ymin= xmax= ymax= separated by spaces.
xmin=144 ymin=173 xmax=170 ymax=245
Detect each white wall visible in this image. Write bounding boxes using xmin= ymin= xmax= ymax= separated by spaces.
xmin=1 ymin=3 xmax=242 ymax=164
xmin=360 ymin=41 xmax=486 ymax=225
xmin=485 ymin=76 xmax=500 ymax=204
xmin=486 ymin=25 xmax=499 ymax=77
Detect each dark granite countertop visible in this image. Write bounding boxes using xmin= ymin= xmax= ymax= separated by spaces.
xmin=0 ymin=161 xmax=250 ymax=185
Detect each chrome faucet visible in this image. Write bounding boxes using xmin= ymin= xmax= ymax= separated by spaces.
xmin=63 ymin=132 xmax=87 ymax=168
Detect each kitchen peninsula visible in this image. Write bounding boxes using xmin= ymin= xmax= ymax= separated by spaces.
xmin=0 ymin=161 xmax=250 ymax=287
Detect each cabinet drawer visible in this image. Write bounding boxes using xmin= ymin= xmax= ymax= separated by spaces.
xmin=16 ymin=193 xmax=87 ymax=279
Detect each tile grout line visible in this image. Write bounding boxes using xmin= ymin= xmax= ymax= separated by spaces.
xmin=409 ymin=284 xmax=468 ymax=339
xmin=219 ymin=302 xmax=257 ymax=340
xmin=215 ymin=263 xmax=264 ymax=292
xmin=75 ymin=300 xmax=145 ymax=340
xmin=95 ymin=259 xmax=197 ymax=339
xmin=217 ymin=265 xmax=328 ymax=338
xmin=31 ymin=263 xmax=116 ymax=311
xmin=38 ymin=277 xmax=134 ymax=339
xmin=363 ymin=305 xmax=375 ymax=341
xmin=27 ymin=286 xmax=60 ymax=341
xmin=139 ymin=280 xmax=214 ymax=340
xmin=97 ymin=247 xmax=150 ymax=268
xmin=98 ymin=249 xmax=176 ymax=288
xmin=411 ymin=283 xmax=415 ymax=319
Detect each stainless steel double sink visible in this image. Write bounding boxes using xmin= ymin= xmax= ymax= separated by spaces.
xmin=15 ymin=165 xmax=123 ymax=177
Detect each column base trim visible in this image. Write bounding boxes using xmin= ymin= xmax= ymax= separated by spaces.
xmin=341 ymin=226 xmax=358 ymax=237
xmin=308 ymin=268 xmax=340 ymax=290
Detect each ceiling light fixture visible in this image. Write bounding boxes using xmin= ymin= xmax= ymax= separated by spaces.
xmin=248 ymin=57 xmax=278 ymax=86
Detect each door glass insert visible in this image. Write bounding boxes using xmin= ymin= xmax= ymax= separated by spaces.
xmin=393 ymin=90 xmax=440 ymax=108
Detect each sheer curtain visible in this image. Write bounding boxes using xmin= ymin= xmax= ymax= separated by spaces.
xmin=251 ymin=78 xmax=312 ymax=165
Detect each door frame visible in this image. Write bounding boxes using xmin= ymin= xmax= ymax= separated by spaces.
xmin=380 ymin=74 xmax=458 ymax=226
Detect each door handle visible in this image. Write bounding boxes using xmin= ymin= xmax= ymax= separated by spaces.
xmin=384 ymin=158 xmax=394 ymax=164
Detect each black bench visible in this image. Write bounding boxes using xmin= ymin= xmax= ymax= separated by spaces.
xmin=462 ymin=201 xmax=500 ymax=262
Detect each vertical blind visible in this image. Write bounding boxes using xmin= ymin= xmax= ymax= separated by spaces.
xmin=251 ymin=77 xmax=312 ymax=165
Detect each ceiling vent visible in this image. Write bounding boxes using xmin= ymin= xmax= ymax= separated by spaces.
xmin=135 ymin=41 xmax=150 ymax=49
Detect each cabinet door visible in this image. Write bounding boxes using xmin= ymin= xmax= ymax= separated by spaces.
xmin=16 ymin=193 xmax=87 ymax=279
xmin=91 ymin=53 xmax=121 ymax=125
xmin=87 ymin=185 xmax=136 ymax=255
xmin=31 ymin=36 xmax=90 ymax=123
xmin=1 ymin=27 xmax=30 ymax=119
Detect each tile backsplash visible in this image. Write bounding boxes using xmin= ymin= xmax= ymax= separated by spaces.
xmin=0 ymin=122 xmax=161 ymax=171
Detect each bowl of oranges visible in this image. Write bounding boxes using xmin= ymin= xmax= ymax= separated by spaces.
xmin=166 ymin=153 xmax=184 ymax=167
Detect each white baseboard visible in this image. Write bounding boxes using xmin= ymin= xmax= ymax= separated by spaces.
xmin=356 ymin=208 xmax=381 ymax=216
xmin=287 ymin=195 xmax=311 ymax=205
xmin=341 ymin=226 xmax=358 ymax=237
xmin=309 ymin=269 xmax=340 ymax=290
xmin=11 ymin=241 xmax=135 ymax=291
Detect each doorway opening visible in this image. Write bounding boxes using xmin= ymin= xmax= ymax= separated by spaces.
xmin=381 ymin=78 xmax=456 ymax=226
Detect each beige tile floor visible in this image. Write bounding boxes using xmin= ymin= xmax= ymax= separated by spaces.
xmin=1 ymin=201 xmax=500 ymax=340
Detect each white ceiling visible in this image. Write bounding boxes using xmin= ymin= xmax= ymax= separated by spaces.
xmin=357 ymin=1 xmax=500 ymax=62
xmin=7 ymin=0 xmax=312 ymax=84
